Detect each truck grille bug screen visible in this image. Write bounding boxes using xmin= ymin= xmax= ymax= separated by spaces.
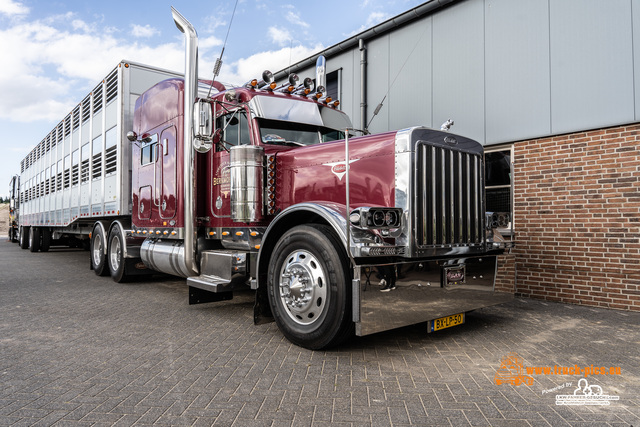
xmin=415 ymin=143 xmax=484 ymax=247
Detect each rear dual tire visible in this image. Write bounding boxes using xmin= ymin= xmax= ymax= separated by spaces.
xmin=91 ymin=223 xmax=129 ymax=283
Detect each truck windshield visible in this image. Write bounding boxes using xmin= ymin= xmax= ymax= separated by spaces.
xmin=258 ymin=118 xmax=345 ymax=147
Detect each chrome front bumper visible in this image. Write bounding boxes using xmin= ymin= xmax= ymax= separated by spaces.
xmin=353 ymin=255 xmax=513 ymax=336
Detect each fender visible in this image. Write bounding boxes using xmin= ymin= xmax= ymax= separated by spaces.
xmin=108 ymin=219 xmax=141 ymax=259
xmin=253 ymin=202 xmax=350 ymax=325
xmin=256 ymin=201 xmax=349 ymax=287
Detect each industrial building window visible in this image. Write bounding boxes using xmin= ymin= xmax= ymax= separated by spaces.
xmin=485 ymin=145 xmax=513 ymax=227
xmin=326 ymin=70 xmax=340 ymax=104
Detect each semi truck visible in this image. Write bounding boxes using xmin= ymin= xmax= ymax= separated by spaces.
xmin=11 ymin=7 xmax=513 ymax=349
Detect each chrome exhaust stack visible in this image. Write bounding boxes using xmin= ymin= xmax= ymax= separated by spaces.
xmin=171 ymin=6 xmax=199 ymax=277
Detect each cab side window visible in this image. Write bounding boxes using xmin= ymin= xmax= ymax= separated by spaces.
xmin=216 ymin=111 xmax=251 ymax=151
xmin=141 ymin=134 xmax=158 ymax=165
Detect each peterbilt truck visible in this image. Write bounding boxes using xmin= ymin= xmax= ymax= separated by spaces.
xmin=13 ymin=8 xmax=512 ymax=349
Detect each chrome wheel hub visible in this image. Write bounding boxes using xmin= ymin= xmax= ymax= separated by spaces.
xmin=110 ymin=238 xmax=121 ymax=271
xmin=278 ymin=250 xmax=327 ymax=325
xmin=92 ymin=234 xmax=103 ymax=266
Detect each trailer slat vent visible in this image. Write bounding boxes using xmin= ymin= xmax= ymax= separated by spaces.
xmin=72 ymin=164 xmax=79 ymax=186
xmin=56 ymin=123 xmax=63 ymax=145
xmin=56 ymin=171 xmax=62 ymax=192
xmin=92 ymin=152 xmax=102 ymax=179
xmin=93 ymin=83 xmax=103 ymax=114
xmin=64 ymin=115 xmax=71 ymax=137
xmin=72 ymin=106 xmax=80 ymax=130
xmin=81 ymin=159 xmax=90 ymax=183
xmin=82 ymin=96 xmax=91 ymax=123
xmin=106 ymin=69 xmax=118 ymax=104
xmin=105 ymin=145 xmax=117 ymax=175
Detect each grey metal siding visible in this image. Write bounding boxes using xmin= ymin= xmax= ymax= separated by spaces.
xmin=485 ymin=0 xmax=551 ymax=144
xmin=549 ymin=0 xmax=634 ymax=135
xmin=388 ymin=18 xmax=432 ymax=133
xmin=287 ymin=0 xmax=639 ymax=145
xmin=432 ymin=0 xmax=485 ymax=142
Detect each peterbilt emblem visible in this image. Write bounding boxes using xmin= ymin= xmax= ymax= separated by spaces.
xmin=444 ymin=136 xmax=458 ymax=145
xmin=322 ymin=159 xmax=360 ymax=181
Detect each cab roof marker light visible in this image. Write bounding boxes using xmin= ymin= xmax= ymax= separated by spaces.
xmin=256 ymin=70 xmax=274 ymax=89
xmin=294 ymin=77 xmax=315 ymax=96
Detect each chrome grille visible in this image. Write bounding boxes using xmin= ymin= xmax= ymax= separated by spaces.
xmin=416 ymin=143 xmax=484 ymax=247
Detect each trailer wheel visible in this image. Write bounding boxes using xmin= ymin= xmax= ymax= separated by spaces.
xmin=267 ymin=224 xmax=353 ymax=350
xmin=19 ymin=227 xmax=29 ymax=249
xmin=41 ymin=228 xmax=51 ymax=252
xmin=107 ymin=224 xmax=127 ymax=283
xmin=91 ymin=226 xmax=109 ymax=276
xmin=29 ymin=227 xmax=41 ymax=252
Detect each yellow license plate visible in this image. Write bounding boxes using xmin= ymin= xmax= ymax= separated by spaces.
xmin=430 ymin=313 xmax=465 ymax=332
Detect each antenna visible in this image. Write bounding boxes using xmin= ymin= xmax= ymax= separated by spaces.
xmin=207 ymin=0 xmax=240 ymax=98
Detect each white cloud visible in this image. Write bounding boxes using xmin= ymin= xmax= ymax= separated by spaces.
xmin=348 ymin=11 xmax=391 ymax=36
xmin=0 ymin=15 xmax=186 ymax=123
xmin=268 ymin=26 xmax=292 ymax=47
xmin=0 ymin=6 xmax=321 ymax=124
xmin=131 ymin=24 xmax=160 ymax=38
xmin=0 ymin=0 xmax=28 ymax=16
xmin=285 ymin=10 xmax=309 ymax=29
xmin=218 ymin=43 xmax=324 ymax=85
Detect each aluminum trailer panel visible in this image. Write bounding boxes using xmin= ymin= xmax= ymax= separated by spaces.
xmin=18 ymin=61 xmax=180 ymax=230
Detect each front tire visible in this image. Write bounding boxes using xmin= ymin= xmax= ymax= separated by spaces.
xmin=267 ymin=224 xmax=353 ymax=350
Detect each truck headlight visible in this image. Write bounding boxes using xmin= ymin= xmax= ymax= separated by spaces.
xmin=349 ymin=207 xmax=402 ymax=229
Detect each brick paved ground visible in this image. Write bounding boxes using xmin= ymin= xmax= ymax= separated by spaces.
xmin=1 ymin=240 xmax=639 ymax=426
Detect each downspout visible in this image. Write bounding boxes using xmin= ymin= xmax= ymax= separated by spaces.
xmin=171 ymin=7 xmax=199 ymax=276
xmin=359 ymin=39 xmax=367 ymax=133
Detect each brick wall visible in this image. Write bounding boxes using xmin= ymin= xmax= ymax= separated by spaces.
xmin=512 ymin=123 xmax=640 ymax=311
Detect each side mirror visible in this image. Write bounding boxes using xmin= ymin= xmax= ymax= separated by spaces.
xmin=193 ymin=100 xmax=213 ymax=153
xmin=9 ymin=199 xmax=15 ymax=209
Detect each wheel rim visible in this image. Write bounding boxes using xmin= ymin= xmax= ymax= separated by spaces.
xmin=278 ymin=249 xmax=328 ymax=326
xmin=92 ymin=234 xmax=103 ymax=267
xmin=109 ymin=236 xmax=121 ymax=272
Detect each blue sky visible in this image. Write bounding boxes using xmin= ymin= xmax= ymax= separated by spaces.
xmin=0 ymin=0 xmax=426 ymax=197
